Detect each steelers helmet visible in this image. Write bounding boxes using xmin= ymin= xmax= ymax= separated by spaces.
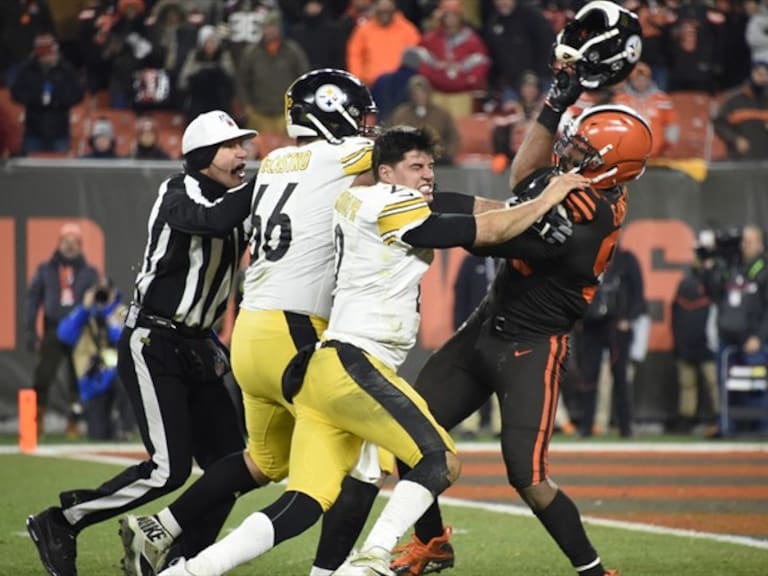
xmin=555 ymin=104 xmax=652 ymax=189
xmin=285 ymin=69 xmax=378 ymax=143
xmin=553 ymin=1 xmax=643 ymax=90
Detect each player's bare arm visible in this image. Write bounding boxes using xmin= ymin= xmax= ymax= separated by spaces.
xmin=472 ymin=196 xmax=506 ymax=213
xmin=474 ymin=173 xmax=588 ymax=246
xmin=510 ymin=66 xmax=583 ymax=189
xmin=509 ymin=121 xmax=560 ymax=191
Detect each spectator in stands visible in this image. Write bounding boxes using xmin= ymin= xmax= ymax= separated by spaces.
xmin=578 ymin=244 xmax=646 ymax=438
xmin=144 ymin=0 xmax=198 ymax=109
xmin=615 ymin=62 xmax=679 ymax=158
xmin=540 ymin=0 xmax=574 ymax=35
xmin=702 ymin=224 xmax=768 ymax=434
xmin=747 ymin=0 xmax=768 ymax=65
xmin=0 ymin=0 xmax=55 ymax=84
xmin=26 ymin=223 xmax=99 ymax=436
xmin=718 ymin=0 xmax=753 ymax=91
xmin=346 ymin=0 xmax=421 ymax=87
xmin=483 ymin=0 xmax=554 ymax=101
xmin=389 ymin=74 xmax=460 ymax=165
xmin=237 ymin=9 xmax=309 ymax=135
xmin=10 ymin=34 xmax=83 ymax=155
xmin=491 ymin=71 xmax=543 ymax=173
xmin=178 ymin=25 xmax=236 ymax=123
xmin=57 ymin=279 xmax=134 ymax=440
xmin=132 ymin=116 xmax=170 ymax=159
xmin=417 ymin=0 xmax=490 ymax=119
xmin=102 ymin=0 xmax=153 ymax=109
xmin=77 ymin=0 xmax=120 ymax=93
xmin=671 ymin=250 xmax=719 ymax=435
xmin=339 ymin=0 xmax=374 ymax=43
xmin=372 ymin=46 xmax=424 ymax=122
xmin=666 ymin=1 xmax=726 ymax=93
xmin=714 ymin=59 xmax=768 ymax=159
xmin=82 ymin=117 xmax=120 ymax=158
xmin=289 ymin=0 xmax=346 ymax=70
xmin=624 ymin=0 xmax=676 ymax=90
xmin=208 ymin=0 xmax=272 ymax=63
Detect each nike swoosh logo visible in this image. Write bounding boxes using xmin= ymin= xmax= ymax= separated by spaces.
xmin=514 ymin=349 xmax=532 ymax=357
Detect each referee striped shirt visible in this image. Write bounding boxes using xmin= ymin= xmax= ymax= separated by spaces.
xmin=134 ymin=171 xmax=253 ymax=331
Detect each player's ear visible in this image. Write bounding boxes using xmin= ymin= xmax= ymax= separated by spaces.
xmin=377 ymin=163 xmax=393 ymax=183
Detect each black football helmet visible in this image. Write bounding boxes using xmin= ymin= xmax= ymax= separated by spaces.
xmin=553 ymin=1 xmax=642 ymax=90
xmin=285 ymin=69 xmax=378 ymax=144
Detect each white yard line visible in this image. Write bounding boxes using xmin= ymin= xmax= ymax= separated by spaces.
xmin=424 ymin=495 xmax=768 ymax=551
xmin=6 ymin=442 xmax=768 ymax=551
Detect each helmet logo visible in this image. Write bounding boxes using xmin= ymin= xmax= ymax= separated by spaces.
xmin=315 ymin=84 xmax=346 ymax=113
xmin=625 ymin=34 xmax=642 ymax=64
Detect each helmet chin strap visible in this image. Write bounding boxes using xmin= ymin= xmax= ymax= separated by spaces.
xmin=307 ymin=113 xmax=342 ymax=144
xmin=306 ymin=100 xmax=360 ymax=145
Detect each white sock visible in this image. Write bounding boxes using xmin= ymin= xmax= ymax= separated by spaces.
xmin=308 ymin=567 xmax=333 ymax=576
xmin=157 ymin=508 xmax=182 ymax=538
xmin=188 ymin=512 xmax=275 ymax=575
xmin=361 ymin=480 xmax=434 ymax=553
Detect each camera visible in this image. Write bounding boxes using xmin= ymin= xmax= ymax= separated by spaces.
xmin=695 ymin=226 xmax=742 ymax=264
xmin=94 ymin=286 xmax=111 ymax=305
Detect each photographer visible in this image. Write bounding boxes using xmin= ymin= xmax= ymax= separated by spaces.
xmin=702 ymin=224 xmax=768 ymax=434
xmin=57 ymin=281 xmax=132 ymax=440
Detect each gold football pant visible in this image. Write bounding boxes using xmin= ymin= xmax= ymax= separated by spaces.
xmin=288 ymin=341 xmax=455 ymax=510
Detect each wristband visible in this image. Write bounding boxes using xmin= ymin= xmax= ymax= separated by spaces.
xmin=537 ymin=105 xmax=561 ymax=135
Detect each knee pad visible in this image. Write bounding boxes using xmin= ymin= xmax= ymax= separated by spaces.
xmin=402 ymin=451 xmax=451 ymax=495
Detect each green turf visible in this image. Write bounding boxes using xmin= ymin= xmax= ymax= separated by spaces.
xmin=2 ymin=454 xmax=766 ymax=575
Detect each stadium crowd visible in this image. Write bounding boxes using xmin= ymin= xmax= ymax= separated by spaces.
xmin=1 ymin=0 xmax=768 ymax=162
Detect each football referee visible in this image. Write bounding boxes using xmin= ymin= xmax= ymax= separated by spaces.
xmin=27 ymin=110 xmax=257 ymax=576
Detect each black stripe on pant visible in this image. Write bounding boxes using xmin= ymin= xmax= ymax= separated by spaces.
xmin=334 ymin=342 xmax=449 ymax=457
xmin=59 ymin=325 xmax=243 ymax=542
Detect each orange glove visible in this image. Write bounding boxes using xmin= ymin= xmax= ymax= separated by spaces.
xmin=491 ymin=153 xmax=509 ymax=174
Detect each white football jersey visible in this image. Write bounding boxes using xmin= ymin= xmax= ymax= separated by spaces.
xmin=323 ymin=183 xmax=433 ymax=370
xmin=240 ymin=136 xmax=373 ymax=317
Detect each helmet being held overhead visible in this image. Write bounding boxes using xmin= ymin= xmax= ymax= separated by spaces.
xmin=553 ymin=0 xmax=642 ymax=90
xmin=555 ymin=104 xmax=652 ymax=189
xmin=285 ymin=69 xmax=378 ymax=143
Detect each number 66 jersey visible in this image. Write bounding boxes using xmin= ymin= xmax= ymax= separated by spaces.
xmin=240 ymin=135 xmax=373 ymax=318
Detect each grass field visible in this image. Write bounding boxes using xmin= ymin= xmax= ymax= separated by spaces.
xmin=2 ymin=450 xmax=767 ymax=575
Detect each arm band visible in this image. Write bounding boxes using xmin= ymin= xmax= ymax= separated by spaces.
xmin=430 ymin=191 xmax=475 ymax=214
xmin=402 ymin=213 xmax=477 ymax=248
xmin=537 ymin=105 xmax=561 ymax=134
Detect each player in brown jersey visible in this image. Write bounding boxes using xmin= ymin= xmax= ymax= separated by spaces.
xmin=393 ymin=106 xmax=651 ymax=576
xmin=391 ymin=7 xmax=653 ymax=571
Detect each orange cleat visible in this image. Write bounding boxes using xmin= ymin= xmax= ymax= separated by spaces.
xmin=390 ymin=526 xmax=454 ymax=576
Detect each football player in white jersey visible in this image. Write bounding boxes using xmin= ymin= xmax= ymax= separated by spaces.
xmin=119 ymin=69 xmax=387 ymax=576
xmin=157 ymin=128 xmax=588 ymax=576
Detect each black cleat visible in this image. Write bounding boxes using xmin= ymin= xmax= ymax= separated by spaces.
xmin=27 ymin=507 xmax=78 ymax=576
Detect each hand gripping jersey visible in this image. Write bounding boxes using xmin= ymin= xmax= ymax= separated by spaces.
xmin=323 ymin=183 xmax=432 ymax=370
xmin=240 ymin=136 xmax=373 ymax=318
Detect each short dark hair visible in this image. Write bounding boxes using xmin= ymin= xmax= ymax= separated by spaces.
xmin=372 ymin=126 xmax=438 ymax=180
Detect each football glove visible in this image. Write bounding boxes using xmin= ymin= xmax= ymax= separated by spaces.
xmin=544 ymin=68 xmax=583 ymax=113
xmin=506 ymin=195 xmax=573 ymax=246
xmin=536 ymin=203 xmax=573 ymax=245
